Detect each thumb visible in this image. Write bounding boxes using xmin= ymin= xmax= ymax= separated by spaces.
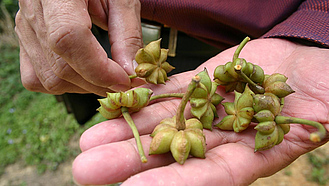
xmin=107 ymin=0 xmax=143 ymax=75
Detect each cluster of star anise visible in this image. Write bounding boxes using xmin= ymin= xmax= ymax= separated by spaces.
xmin=97 ymin=37 xmax=327 ymax=164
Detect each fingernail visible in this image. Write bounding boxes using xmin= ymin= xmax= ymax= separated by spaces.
xmin=132 ymin=59 xmax=138 ymax=69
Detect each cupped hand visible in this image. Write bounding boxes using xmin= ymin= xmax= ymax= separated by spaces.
xmin=72 ymin=38 xmax=329 ymax=185
xmin=15 ymin=0 xmax=143 ymax=96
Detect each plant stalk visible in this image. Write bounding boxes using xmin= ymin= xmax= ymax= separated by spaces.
xmin=176 ymin=76 xmax=201 ymax=130
xmin=129 ymin=74 xmax=138 ymax=79
xmin=234 ymin=64 xmax=265 ymax=94
xmin=149 ymin=93 xmax=185 ymax=102
xmin=275 ymin=116 xmax=327 ymax=142
xmin=233 ymin=36 xmax=250 ymax=62
xmin=121 ymin=107 xmax=148 ymax=163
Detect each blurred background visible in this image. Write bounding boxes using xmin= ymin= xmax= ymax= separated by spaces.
xmin=0 ymin=1 xmax=328 ymax=185
xmin=0 ymin=1 xmax=107 ymax=185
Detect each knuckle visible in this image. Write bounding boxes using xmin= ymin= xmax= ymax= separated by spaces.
xmin=14 ymin=19 xmax=21 ymax=35
xmin=111 ymin=29 xmax=143 ymax=50
xmin=110 ymin=0 xmax=140 ymax=9
xmin=40 ymin=69 xmax=67 ymax=94
xmin=125 ymin=34 xmax=143 ymax=48
xmin=21 ymin=70 xmax=66 ymax=94
xmin=14 ymin=11 xmax=23 ymax=25
xmin=18 ymin=4 xmax=37 ymax=23
xmin=14 ymin=11 xmax=25 ymax=35
xmin=51 ymin=56 xmax=74 ymax=80
xmin=18 ymin=0 xmax=30 ymax=6
xmin=47 ymin=24 xmax=82 ymax=55
xmin=43 ymin=76 xmax=66 ymax=94
xmin=135 ymin=0 xmax=141 ymax=9
xmin=21 ymin=75 xmax=41 ymax=92
xmin=47 ymin=24 xmax=73 ymax=54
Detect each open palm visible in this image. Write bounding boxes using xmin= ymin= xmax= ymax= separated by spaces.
xmin=72 ymin=38 xmax=329 ymax=185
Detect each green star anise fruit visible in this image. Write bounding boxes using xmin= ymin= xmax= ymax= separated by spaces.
xmin=263 ymin=73 xmax=295 ymax=98
xmin=254 ymin=123 xmax=290 ymax=151
xmin=135 ymin=39 xmax=175 ymax=84
xmin=216 ymin=84 xmax=255 ymax=132
xmin=97 ymin=88 xmax=153 ymax=119
xmin=149 ymin=116 xmax=206 ymax=164
xmin=190 ymin=68 xmax=224 ymax=130
xmin=252 ymin=92 xmax=282 ymax=116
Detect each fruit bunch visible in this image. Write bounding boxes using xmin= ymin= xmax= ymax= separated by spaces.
xmin=97 ymin=37 xmax=327 ymax=164
xmin=213 ymin=37 xmax=265 ymax=93
xmin=97 ymin=88 xmax=153 ymax=119
xmin=214 ymin=37 xmax=326 ymax=151
xmin=97 ymin=88 xmax=153 ymax=162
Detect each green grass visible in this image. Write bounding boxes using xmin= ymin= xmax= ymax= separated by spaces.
xmin=307 ymin=150 xmax=329 ymax=185
xmin=0 ymin=44 xmax=105 ymax=175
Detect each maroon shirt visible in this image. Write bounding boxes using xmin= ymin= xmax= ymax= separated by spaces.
xmin=140 ymin=0 xmax=329 ymax=49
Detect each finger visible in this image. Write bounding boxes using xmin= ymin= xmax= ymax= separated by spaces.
xmin=19 ymin=41 xmax=52 ymax=94
xmin=120 ymin=143 xmax=280 ymax=186
xmin=108 ymin=0 xmax=143 ymax=75
xmin=75 ymin=126 xmax=325 ymax=186
xmin=79 ymin=100 xmax=228 ymax=152
xmin=42 ymin=0 xmax=131 ymax=88
xmin=73 ymin=125 xmax=292 ymax=185
xmin=48 ymin=52 xmax=116 ymax=96
xmin=74 ymin=102 xmax=328 ymax=184
xmin=80 ymin=98 xmax=181 ymax=151
xmin=79 ymin=71 xmax=231 ymax=151
xmin=74 ymin=126 xmax=239 ymax=185
xmin=18 ymin=0 xmax=44 ymax=33
xmin=73 ymin=136 xmax=173 ymax=185
xmin=79 ymin=72 xmax=197 ymax=151
xmin=15 ymin=11 xmax=89 ymax=94
xmin=123 ymin=134 xmax=329 ymax=186
xmin=16 ymin=4 xmax=117 ymax=96
xmin=87 ymin=1 xmax=109 ymax=31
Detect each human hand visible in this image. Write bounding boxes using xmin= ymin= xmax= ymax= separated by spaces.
xmin=72 ymin=38 xmax=329 ymax=185
xmin=15 ymin=0 xmax=143 ymax=96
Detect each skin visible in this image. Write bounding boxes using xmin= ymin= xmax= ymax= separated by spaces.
xmin=72 ymin=38 xmax=329 ymax=185
xmin=15 ymin=0 xmax=144 ymax=96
